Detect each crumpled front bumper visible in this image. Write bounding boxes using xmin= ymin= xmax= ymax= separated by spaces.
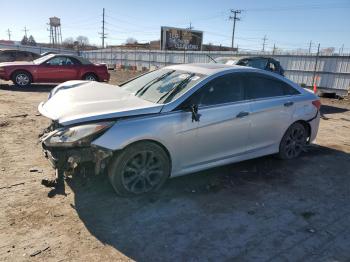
xmin=42 ymin=142 xmax=112 ymax=176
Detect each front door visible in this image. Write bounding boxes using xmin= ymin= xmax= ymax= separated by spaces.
xmin=37 ymin=56 xmax=79 ymax=82
xmin=179 ymin=73 xmax=251 ymax=170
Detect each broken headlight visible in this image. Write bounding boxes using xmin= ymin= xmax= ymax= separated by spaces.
xmin=43 ymin=121 xmax=114 ymax=148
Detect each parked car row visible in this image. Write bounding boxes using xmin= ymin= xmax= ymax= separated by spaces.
xmin=0 ymin=54 xmax=110 ymax=86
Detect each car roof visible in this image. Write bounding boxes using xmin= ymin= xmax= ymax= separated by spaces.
xmin=215 ymin=56 xmax=275 ymax=61
xmin=44 ymin=54 xmax=92 ymax=64
xmin=165 ymin=63 xmax=253 ymax=75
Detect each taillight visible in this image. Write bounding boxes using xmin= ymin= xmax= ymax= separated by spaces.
xmin=312 ymin=100 xmax=321 ymax=110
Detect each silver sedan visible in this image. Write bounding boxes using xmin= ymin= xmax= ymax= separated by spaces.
xmin=39 ymin=63 xmax=320 ymax=196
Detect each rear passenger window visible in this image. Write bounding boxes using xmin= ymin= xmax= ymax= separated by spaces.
xmin=246 ymin=74 xmax=299 ymax=99
xmin=282 ymin=83 xmax=300 ymax=95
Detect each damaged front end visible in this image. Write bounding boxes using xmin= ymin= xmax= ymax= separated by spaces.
xmin=40 ymin=121 xmax=114 ymax=187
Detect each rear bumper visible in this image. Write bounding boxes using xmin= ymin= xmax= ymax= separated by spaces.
xmin=100 ymin=72 xmax=110 ymax=82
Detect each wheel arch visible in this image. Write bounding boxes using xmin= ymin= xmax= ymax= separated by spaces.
xmin=116 ymin=139 xmax=172 ymax=171
xmin=294 ymin=120 xmax=312 ymax=141
xmin=10 ymin=69 xmax=33 ymax=82
xmin=82 ymin=72 xmax=99 ymax=81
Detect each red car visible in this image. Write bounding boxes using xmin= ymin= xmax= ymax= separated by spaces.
xmin=0 ymin=54 xmax=110 ymax=87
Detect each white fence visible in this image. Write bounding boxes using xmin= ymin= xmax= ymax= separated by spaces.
xmin=82 ymin=49 xmax=350 ymax=96
xmin=0 ymin=43 xmax=78 ymax=55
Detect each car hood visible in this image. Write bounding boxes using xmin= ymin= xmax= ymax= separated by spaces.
xmin=38 ymin=81 xmax=163 ymax=125
xmin=0 ymin=61 xmax=34 ymax=67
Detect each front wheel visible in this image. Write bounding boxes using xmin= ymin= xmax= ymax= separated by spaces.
xmin=12 ymin=71 xmax=32 ymax=87
xmin=278 ymin=122 xmax=307 ymax=160
xmin=83 ymin=73 xmax=98 ymax=81
xmin=108 ymin=142 xmax=170 ymax=196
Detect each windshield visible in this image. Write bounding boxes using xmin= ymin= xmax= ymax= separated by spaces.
xmin=121 ymin=69 xmax=205 ymax=104
xmin=33 ymin=54 xmax=56 ymax=64
xmin=213 ymin=57 xmax=238 ymax=65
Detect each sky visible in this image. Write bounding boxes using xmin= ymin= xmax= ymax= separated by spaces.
xmin=0 ymin=0 xmax=349 ymax=52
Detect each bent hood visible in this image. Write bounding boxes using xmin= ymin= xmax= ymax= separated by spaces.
xmin=38 ymin=81 xmax=163 ymax=125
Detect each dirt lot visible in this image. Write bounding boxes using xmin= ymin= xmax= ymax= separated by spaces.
xmin=1 ymin=71 xmax=350 ymax=261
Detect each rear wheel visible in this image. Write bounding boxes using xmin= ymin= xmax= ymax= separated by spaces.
xmin=108 ymin=142 xmax=170 ymax=196
xmin=279 ymin=122 xmax=307 ymax=159
xmin=83 ymin=73 xmax=98 ymax=81
xmin=12 ymin=71 xmax=32 ymax=87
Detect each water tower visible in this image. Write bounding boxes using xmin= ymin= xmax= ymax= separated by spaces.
xmin=49 ymin=17 xmax=62 ymax=47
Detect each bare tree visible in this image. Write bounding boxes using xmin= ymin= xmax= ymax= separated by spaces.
xmin=321 ymin=47 xmax=335 ymax=55
xmin=62 ymin=37 xmax=75 ymax=48
xmin=126 ymin=37 xmax=138 ymax=44
xmin=21 ymin=35 xmax=28 ymax=45
xmin=76 ymin=36 xmax=89 ymax=50
xmin=27 ymin=35 xmax=37 ymax=46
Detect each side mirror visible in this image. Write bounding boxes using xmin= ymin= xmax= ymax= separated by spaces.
xmin=190 ymin=104 xmax=201 ymax=122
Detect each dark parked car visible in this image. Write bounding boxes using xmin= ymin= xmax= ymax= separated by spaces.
xmin=0 ymin=54 xmax=110 ymax=87
xmin=213 ymin=56 xmax=285 ymax=76
xmin=0 ymin=49 xmax=40 ymax=63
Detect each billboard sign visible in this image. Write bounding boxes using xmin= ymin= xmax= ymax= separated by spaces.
xmin=161 ymin=26 xmax=203 ymax=51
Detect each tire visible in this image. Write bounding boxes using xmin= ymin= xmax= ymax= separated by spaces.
xmin=83 ymin=73 xmax=98 ymax=81
xmin=12 ymin=71 xmax=32 ymax=87
xmin=278 ymin=122 xmax=307 ymax=160
xmin=108 ymin=141 xmax=170 ymax=196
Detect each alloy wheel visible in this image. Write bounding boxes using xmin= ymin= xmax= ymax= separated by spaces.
xmin=15 ymin=74 xmax=30 ymax=86
xmin=283 ymin=125 xmax=306 ymax=158
xmin=121 ymin=151 xmax=163 ymax=194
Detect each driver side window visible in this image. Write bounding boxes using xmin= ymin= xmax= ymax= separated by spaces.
xmin=188 ymin=74 xmax=245 ymax=107
xmin=46 ymin=57 xmax=75 ymax=66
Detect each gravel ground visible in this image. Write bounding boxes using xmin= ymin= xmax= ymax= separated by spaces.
xmin=0 ymin=71 xmax=350 ymax=261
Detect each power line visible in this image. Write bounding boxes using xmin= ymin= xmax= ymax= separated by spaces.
xmin=243 ymin=3 xmax=350 ymax=12
xmin=229 ymin=9 xmax=242 ymax=49
xmin=262 ymin=35 xmax=268 ymax=51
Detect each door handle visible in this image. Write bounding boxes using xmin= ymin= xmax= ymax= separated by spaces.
xmin=284 ymin=101 xmax=294 ymax=107
xmin=236 ymin=111 xmax=250 ymax=118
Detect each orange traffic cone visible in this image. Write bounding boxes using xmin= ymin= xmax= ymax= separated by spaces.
xmin=313 ymin=75 xmax=319 ymax=94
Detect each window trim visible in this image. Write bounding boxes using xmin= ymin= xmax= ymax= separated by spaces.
xmin=176 ymin=71 xmax=301 ymax=111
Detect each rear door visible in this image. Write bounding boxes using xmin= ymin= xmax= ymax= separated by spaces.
xmin=244 ymin=73 xmax=300 ymax=151
xmin=180 ymin=73 xmax=251 ymax=169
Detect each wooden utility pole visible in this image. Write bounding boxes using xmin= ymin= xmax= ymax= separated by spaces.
xmin=100 ymin=8 xmax=107 ymax=48
xmin=7 ymin=29 xmax=11 ymax=40
xmin=262 ymin=35 xmax=267 ymax=52
xmin=229 ymin=10 xmax=241 ymax=49
xmin=23 ymin=26 xmax=29 ymax=37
